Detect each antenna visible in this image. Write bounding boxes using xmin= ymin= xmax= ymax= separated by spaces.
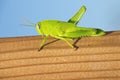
xmin=20 ymin=24 xmax=35 ymax=27
xmin=20 ymin=17 xmax=35 ymax=27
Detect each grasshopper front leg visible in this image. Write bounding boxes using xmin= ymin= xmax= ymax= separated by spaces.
xmin=38 ymin=36 xmax=48 ymax=51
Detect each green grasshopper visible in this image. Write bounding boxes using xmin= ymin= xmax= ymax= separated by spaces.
xmin=24 ymin=5 xmax=105 ymax=51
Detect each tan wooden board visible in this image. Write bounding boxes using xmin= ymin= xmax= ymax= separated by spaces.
xmin=0 ymin=31 xmax=120 ymax=80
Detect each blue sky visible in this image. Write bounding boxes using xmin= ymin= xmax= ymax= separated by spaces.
xmin=1 ymin=0 xmax=120 ymax=37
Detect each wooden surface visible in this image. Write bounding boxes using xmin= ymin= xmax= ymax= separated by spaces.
xmin=0 ymin=31 xmax=120 ymax=80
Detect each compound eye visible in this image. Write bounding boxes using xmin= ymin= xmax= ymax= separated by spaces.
xmin=37 ymin=24 xmax=40 ymax=29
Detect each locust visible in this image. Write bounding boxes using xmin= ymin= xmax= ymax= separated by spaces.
xmin=24 ymin=5 xmax=105 ymax=51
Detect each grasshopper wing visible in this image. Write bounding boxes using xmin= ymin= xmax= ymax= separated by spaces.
xmin=68 ymin=5 xmax=86 ymax=25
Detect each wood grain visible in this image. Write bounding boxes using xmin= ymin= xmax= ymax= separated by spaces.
xmin=0 ymin=31 xmax=120 ymax=80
